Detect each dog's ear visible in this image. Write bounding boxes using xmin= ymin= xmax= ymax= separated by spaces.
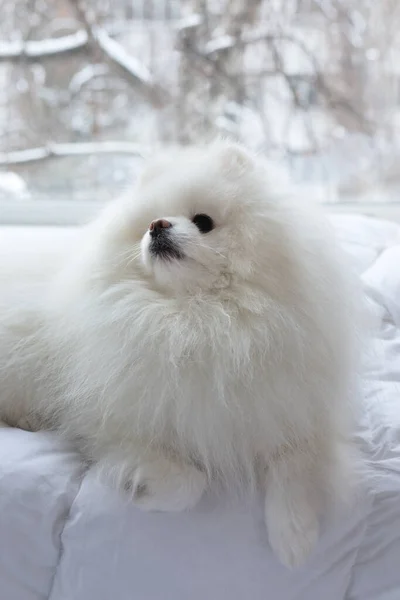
xmin=139 ymin=159 xmax=168 ymax=186
xmin=216 ymin=141 xmax=254 ymax=177
xmin=138 ymin=151 xmax=177 ymax=186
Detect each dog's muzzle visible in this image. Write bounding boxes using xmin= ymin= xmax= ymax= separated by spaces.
xmin=148 ymin=220 xmax=183 ymax=260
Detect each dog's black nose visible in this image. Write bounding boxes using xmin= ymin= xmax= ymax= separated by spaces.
xmin=149 ymin=219 xmax=172 ymax=237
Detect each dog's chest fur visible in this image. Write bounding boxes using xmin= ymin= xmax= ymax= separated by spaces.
xmin=52 ymin=288 xmax=276 ymax=477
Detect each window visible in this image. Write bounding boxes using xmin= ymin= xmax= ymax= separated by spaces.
xmin=1 ymin=0 xmax=400 ymax=224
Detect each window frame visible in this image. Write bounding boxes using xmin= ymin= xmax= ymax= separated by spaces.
xmin=1 ymin=199 xmax=400 ymax=227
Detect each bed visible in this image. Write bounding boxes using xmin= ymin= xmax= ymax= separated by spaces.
xmin=0 ymin=214 xmax=400 ymax=600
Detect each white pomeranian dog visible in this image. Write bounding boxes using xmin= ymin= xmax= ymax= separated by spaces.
xmin=0 ymin=140 xmax=362 ymax=568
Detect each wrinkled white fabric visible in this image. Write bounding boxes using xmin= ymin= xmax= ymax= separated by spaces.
xmin=0 ymin=214 xmax=400 ymax=600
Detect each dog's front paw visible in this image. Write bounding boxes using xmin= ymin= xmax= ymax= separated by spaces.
xmin=265 ymin=481 xmax=319 ymax=569
xmin=127 ymin=457 xmax=207 ymax=512
xmin=265 ymin=502 xmax=319 ymax=569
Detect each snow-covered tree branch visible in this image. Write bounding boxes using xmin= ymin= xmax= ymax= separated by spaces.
xmin=1 ymin=0 xmax=399 ymax=201
xmin=0 ymin=31 xmax=88 ymax=60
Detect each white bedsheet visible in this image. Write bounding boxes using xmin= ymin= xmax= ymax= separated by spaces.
xmin=1 ymin=214 xmax=400 ymax=600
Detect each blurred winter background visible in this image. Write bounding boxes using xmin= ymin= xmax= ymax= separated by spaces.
xmin=1 ymin=0 xmax=400 ymax=223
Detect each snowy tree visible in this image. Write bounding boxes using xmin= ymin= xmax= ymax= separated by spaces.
xmin=0 ymin=0 xmax=399 ymax=202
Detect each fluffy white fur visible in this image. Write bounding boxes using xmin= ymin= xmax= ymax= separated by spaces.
xmin=0 ymin=141 xmax=362 ymax=568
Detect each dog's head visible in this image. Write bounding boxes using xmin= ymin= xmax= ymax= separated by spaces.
xmin=97 ymin=140 xmax=293 ymax=298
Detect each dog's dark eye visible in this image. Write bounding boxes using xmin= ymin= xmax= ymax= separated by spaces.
xmin=192 ymin=214 xmax=214 ymax=234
